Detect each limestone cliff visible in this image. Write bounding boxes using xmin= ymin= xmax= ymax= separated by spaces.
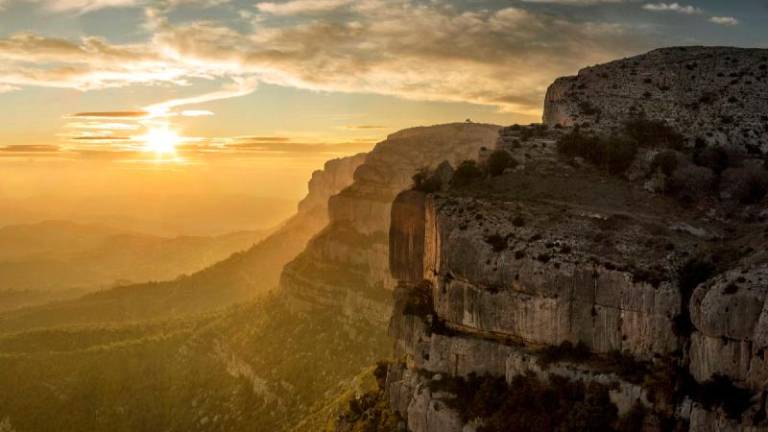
xmin=280 ymin=123 xmax=500 ymax=326
xmin=383 ymin=48 xmax=768 ymax=432
xmin=544 ymin=47 xmax=768 ymax=152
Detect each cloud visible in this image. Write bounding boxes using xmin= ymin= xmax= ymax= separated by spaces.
xmin=2 ymin=0 xmax=651 ymax=118
xmin=0 ymin=33 xmax=187 ymax=91
xmin=143 ymin=78 xmax=258 ymax=116
xmin=642 ymin=3 xmax=701 ymax=14
xmin=151 ymin=2 xmax=645 ymax=115
xmin=709 ymin=16 xmax=739 ymax=26
xmin=41 ymin=0 xmax=144 ymax=13
xmin=344 ymin=125 xmax=386 ymax=130
xmin=70 ymin=136 xmax=132 ymax=140
xmin=181 ymin=110 xmax=214 ymax=117
xmin=520 ymin=0 xmax=624 ymax=4
xmin=0 ymin=144 xmax=60 ymax=152
xmin=256 ymin=0 xmax=353 ymax=15
xmin=223 ymin=140 xmax=373 ymax=156
xmin=72 ymin=111 xmax=149 ymax=118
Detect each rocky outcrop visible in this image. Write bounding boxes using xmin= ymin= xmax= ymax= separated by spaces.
xmin=544 ymin=47 xmax=768 ymax=152
xmin=281 ymin=123 xmax=500 ymax=326
xmin=384 ymin=49 xmax=768 ymax=431
xmin=298 ymin=154 xmax=368 ymax=214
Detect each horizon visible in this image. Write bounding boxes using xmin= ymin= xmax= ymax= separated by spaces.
xmin=2 ymin=0 xmax=767 ymax=230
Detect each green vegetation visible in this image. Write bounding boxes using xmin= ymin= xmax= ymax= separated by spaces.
xmin=624 ymin=119 xmax=685 ymax=150
xmin=333 ymin=362 xmax=401 ymax=432
xmin=694 ymin=374 xmax=753 ymax=420
xmin=0 ymin=294 xmax=390 ymax=432
xmin=450 ymin=160 xmax=484 ymax=188
xmin=429 ymin=372 xmax=621 ymax=432
xmin=486 ymin=150 xmax=518 ymax=177
xmin=402 ymin=280 xmax=434 ymax=317
xmin=557 ymin=129 xmax=638 ymax=175
xmin=411 ymin=167 xmax=443 ymax=193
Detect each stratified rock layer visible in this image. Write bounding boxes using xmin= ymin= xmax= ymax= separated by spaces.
xmin=281 ymin=123 xmax=500 ymax=326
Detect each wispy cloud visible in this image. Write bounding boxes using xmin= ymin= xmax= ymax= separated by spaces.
xmin=143 ymin=78 xmax=258 ymax=116
xmin=710 ymin=16 xmax=739 ymax=26
xmin=0 ymin=144 xmax=60 ymax=152
xmin=343 ymin=125 xmax=387 ymax=130
xmin=1 ymin=0 xmax=651 ymax=119
xmin=520 ymin=0 xmax=624 ymax=4
xmin=71 ymin=111 xmax=149 ymax=118
xmin=642 ymin=3 xmax=701 ymax=14
xmin=255 ymin=0 xmax=353 ymax=15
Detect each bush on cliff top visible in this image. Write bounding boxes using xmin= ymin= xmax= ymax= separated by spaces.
xmin=450 ymin=160 xmax=483 ymax=188
xmin=557 ymin=130 xmax=638 ymax=175
xmin=624 ymin=119 xmax=685 ymax=150
xmin=411 ymin=167 xmax=442 ymax=193
xmin=486 ymin=150 xmax=519 ymax=177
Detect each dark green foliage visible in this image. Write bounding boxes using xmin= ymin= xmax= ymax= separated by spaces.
xmin=0 ymin=296 xmax=391 ymax=432
xmin=623 ymin=119 xmax=685 ymax=150
xmin=434 ymin=373 xmax=618 ymax=432
xmin=733 ymin=169 xmax=768 ymax=204
xmin=651 ymin=150 xmax=679 ymax=176
xmin=484 ymin=233 xmax=508 ymax=252
xmin=412 ymin=167 xmax=442 ymax=193
xmin=338 ymin=387 xmax=402 ymax=431
xmin=693 ymin=146 xmax=730 ymax=175
xmin=696 ymin=374 xmax=753 ymax=419
xmin=539 ymin=341 xmax=591 ymax=366
xmin=486 ymin=150 xmax=518 ymax=177
xmin=557 ymin=130 xmax=638 ymax=175
xmin=450 ymin=160 xmax=483 ymax=188
xmin=402 ymin=280 xmax=434 ymax=317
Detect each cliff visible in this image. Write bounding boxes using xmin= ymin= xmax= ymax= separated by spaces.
xmin=544 ymin=47 xmax=768 ymax=152
xmin=382 ymin=48 xmax=768 ymax=432
xmin=280 ymin=123 xmax=500 ymax=326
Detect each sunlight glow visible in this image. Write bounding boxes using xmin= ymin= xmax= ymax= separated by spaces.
xmin=141 ymin=127 xmax=181 ymax=156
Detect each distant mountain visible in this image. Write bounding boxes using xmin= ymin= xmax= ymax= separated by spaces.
xmin=0 ymin=194 xmax=296 ymax=237
xmin=0 ymin=220 xmax=270 ymax=311
xmin=0 ymin=154 xmax=367 ymax=331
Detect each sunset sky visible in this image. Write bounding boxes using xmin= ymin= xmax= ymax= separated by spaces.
xmin=1 ymin=0 xmax=766 ymax=210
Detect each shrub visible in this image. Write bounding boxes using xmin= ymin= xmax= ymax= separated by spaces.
xmin=450 ymin=160 xmax=483 ymax=188
xmin=402 ymin=280 xmax=434 ymax=317
xmin=651 ymin=150 xmax=680 ymax=176
xmin=412 ymin=167 xmax=442 ymax=193
xmin=539 ymin=341 xmax=591 ymax=366
xmin=485 ymin=233 xmax=508 ymax=252
xmin=696 ymin=374 xmax=753 ymax=419
xmin=557 ymin=130 xmax=638 ymax=175
xmin=624 ymin=119 xmax=685 ymax=150
xmin=486 ymin=150 xmax=518 ymax=176
xmin=728 ymin=168 xmax=768 ymax=204
xmin=693 ymin=146 xmax=730 ymax=175
xmin=436 ymin=373 xmax=618 ymax=432
xmin=666 ymin=165 xmax=716 ymax=204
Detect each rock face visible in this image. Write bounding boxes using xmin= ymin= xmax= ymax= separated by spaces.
xmin=383 ymin=49 xmax=768 ymax=432
xmin=298 ymin=154 xmax=368 ymax=214
xmin=281 ymin=123 xmax=500 ymax=326
xmin=544 ymin=47 xmax=768 ymax=152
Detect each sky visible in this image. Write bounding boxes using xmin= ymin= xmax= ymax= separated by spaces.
xmin=0 ymin=0 xmax=766 ymax=220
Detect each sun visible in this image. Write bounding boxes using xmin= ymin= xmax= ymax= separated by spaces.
xmin=141 ymin=127 xmax=181 ymax=156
